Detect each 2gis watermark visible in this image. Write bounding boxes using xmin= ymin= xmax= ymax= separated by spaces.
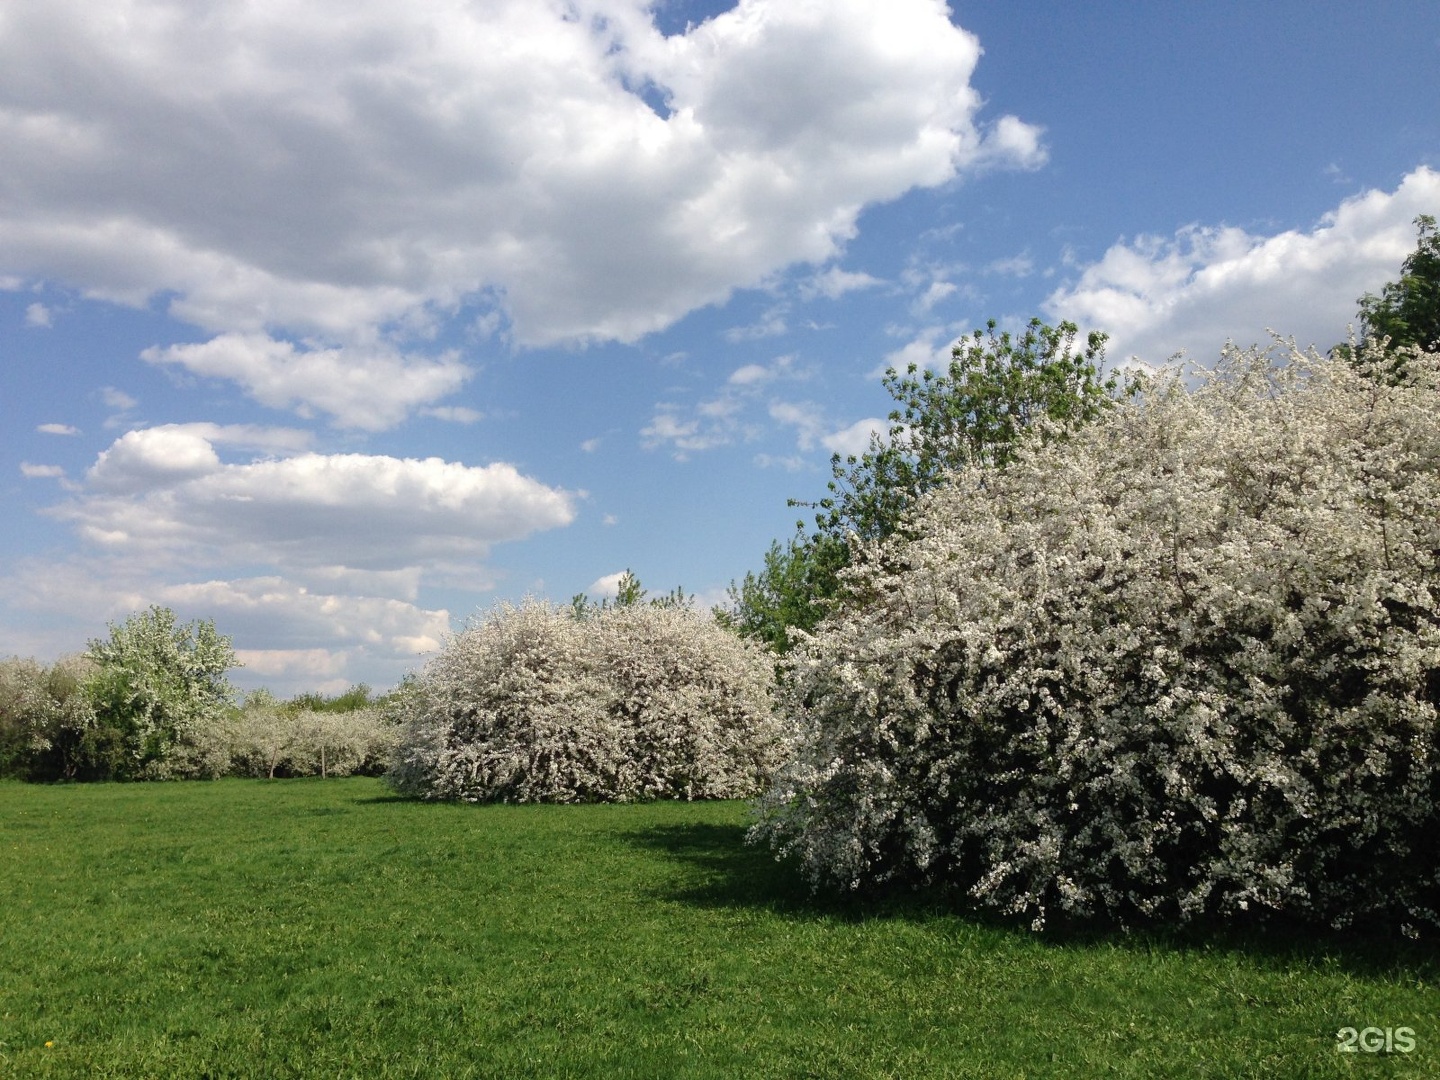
xmin=1336 ymin=1026 xmax=1416 ymax=1054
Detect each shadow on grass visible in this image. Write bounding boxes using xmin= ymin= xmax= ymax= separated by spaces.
xmin=621 ymin=820 xmax=1440 ymax=982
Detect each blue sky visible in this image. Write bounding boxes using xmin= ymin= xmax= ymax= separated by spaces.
xmin=3 ymin=0 xmax=1438 ymax=696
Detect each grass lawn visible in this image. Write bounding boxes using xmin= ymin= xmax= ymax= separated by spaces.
xmin=0 ymin=777 xmax=1434 ymax=1078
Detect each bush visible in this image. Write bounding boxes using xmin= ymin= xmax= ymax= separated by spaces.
xmin=0 ymin=655 xmax=97 ymax=780
xmin=387 ymin=598 xmax=786 ymax=803
xmin=751 ymin=339 xmax=1440 ymax=936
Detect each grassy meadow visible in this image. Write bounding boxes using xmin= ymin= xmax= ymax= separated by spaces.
xmin=1 ymin=777 xmax=1435 ymax=1078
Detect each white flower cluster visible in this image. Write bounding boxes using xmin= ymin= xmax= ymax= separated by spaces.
xmin=386 ymin=599 xmax=787 ymax=803
xmin=752 ymin=341 xmax=1440 ymax=934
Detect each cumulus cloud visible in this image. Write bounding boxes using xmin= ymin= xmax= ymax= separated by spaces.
xmin=159 ymin=577 xmax=450 ymax=659
xmin=142 ymin=334 xmax=470 ymax=430
xmin=54 ymin=427 xmax=576 ymax=576
xmin=0 ymin=0 xmax=1041 ymax=356
xmin=24 ymin=302 xmax=51 ymax=327
xmin=1046 ymin=166 xmax=1440 ymax=364
xmin=37 ymin=423 xmax=79 ymax=435
xmin=586 ymin=571 xmax=629 ymax=599
xmin=821 ymin=417 xmax=890 ymax=458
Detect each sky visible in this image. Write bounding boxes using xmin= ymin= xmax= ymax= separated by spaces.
xmin=3 ymin=0 xmax=1439 ymax=697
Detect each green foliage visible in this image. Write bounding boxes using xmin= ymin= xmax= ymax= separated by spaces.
xmin=1359 ymin=214 xmax=1440 ymax=354
xmin=727 ymin=318 xmax=1133 ymax=652
xmin=569 ymin=570 xmax=694 ymax=620
xmin=287 ymin=683 xmax=375 ymax=714
xmin=1337 ymin=215 xmax=1440 ymax=383
xmin=80 ymin=606 xmax=239 ymax=780
xmin=717 ymin=530 xmax=848 ymax=654
xmin=805 ymin=318 xmax=1132 ymax=546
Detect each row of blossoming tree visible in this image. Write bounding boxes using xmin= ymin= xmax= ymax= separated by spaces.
xmin=0 ymin=607 xmax=393 ymax=781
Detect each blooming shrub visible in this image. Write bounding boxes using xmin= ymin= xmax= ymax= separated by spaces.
xmin=387 ymin=598 xmax=786 ymax=802
xmin=594 ymin=604 xmax=788 ymax=799
xmin=751 ymin=341 xmax=1440 ymax=935
xmin=0 ymin=655 xmax=96 ymax=780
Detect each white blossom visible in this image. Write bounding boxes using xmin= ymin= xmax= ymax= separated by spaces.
xmin=751 ymin=340 xmax=1440 ymax=934
xmin=386 ymin=599 xmax=787 ymax=803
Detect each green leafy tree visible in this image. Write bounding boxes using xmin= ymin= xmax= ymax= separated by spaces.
xmin=82 ymin=606 xmax=239 ymax=780
xmin=719 ymin=530 xmax=848 ymax=655
xmin=1358 ymin=214 xmax=1440 ymax=354
xmin=726 ymin=318 xmax=1136 ymax=652
xmin=1336 ymin=215 xmax=1440 ymax=383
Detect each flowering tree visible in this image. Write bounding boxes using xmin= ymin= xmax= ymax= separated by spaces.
xmin=228 ymin=689 xmax=397 ymax=779
xmin=387 ymin=598 xmax=786 ymax=803
xmin=752 ymin=339 xmax=1440 ymax=936
xmin=82 ymin=606 xmax=239 ymax=780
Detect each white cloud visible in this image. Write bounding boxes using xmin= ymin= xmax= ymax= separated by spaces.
xmin=821 ymin=417 xmax=889 ymax=458
xmin=37 ymin=423 xmax=79 ymax=435
xmin=799 ymin=266 xmax=885 ymax=300
xmin=234 ymin=649 xmax=349 ymax=683
xmin=1045 ymin=166 xmax=1440 ymax=364
xmin=100 ymin=386 xmax=138 ymax=411
xmin=724 ymin=305 xmax=789 ymax=342
xmin=24 ymin=302 xmax=52 ymax=327
xmin=728 ymin=363 xmax=772 ymax=386
xmin=912 ymin=280 xmax=959 ymax=314
xmin=986 ymin=253 xmax=1033 ymax=277
xmin=159 ymin=577 xmax=450 ymax=659
xmin=976 ymin=114 xmax=1048 ymax=171
xmin=142 ymin=334 xmax=470 ymax=430
xmin=20 ymin=462 xmax=66 ymax=479
xmin=727 ymin=353 xmax=804 ymax=386
xmin=0 ymin=0 xmax=1041 ymax=353
xmin=53 ymin=428 xmax=576 ymax=577
xmin=768 ymin=400 xmax=828 ymax=451
xmin=586 ymin=571 xmax=629 ymax=599
xmin=423 ymin=405 xmax=484 ymax=424
xmin=640 ymin=407 xmax=738 ymax=458
xmin=87 ymin=427 xmax=222 ymax=493
xmin=644 ymin=354 xmax=808 ymax=457
xmin=873 ymin=330 xmax=954 ymax=378
xmin=753 ymin=452 xmax=810 ymax=471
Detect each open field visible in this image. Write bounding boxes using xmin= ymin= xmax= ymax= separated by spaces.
xmin=1 ymin=778 xmax=1435 ymax=1078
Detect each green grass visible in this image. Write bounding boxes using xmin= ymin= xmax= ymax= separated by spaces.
xmin=0 ymin=778 xmax=1434 ymax=1078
